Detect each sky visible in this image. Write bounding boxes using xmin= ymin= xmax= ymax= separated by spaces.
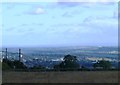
xmin=0 ymin=0 xmax=118 ymax=47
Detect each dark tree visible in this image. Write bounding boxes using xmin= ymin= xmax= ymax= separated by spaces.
xmin=93 ymin=60 xmax=112 ymax=69
xmin=2 ymin=59 xmax=27 ymax=70
xmin=54 ymin=54 xmax=80 ymax=71
xmin=12 ymin=60 xmax=27 ymax=69
xmin=2 ymin=62 xmax=11 ymax=70
xmin=30 ymin=65 xmax=46 ymax=70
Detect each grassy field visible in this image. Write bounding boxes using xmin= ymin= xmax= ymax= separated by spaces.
xmin=2 ymin=71 xmax=119 ymax=83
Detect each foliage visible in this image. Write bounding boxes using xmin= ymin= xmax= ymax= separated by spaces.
xmin=81 ymin=66 xmax=89 ymax=71
xmin=2 ymin=59 xmax=27 ymax=70
xmin=3 ymin=59 xmax=13 ymax=68
xmin=54 ymin=54 xmax=80 ymax=71
xmin=30 ymin=65 xmax=46 ymax=70
xmin=2 ymin=62 xmax=11 ymax=70
xmin=2 ymin=59 xmax=46 ymax=71
xmin=93 ymin=60 xmax=112 ymax=69
xmin=12 ymin=60 xmax=27 ymax=69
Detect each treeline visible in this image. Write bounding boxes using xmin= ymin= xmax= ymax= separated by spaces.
xmin=2 ymin=54 xmax=119 ymax=71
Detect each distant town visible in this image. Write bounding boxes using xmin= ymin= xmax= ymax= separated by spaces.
xmin=1 ymin=47 xmax=119 ymax=71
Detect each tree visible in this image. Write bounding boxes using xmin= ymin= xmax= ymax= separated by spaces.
xmin=12 ymin=60 xmax=27 ymax=69
xmin=2 ymin=59 xmax=27 ymax=70
xmin=2 ymin=62 xmax=11 ymax=70
xmin=81 ymin=66 xmax=89 ymax=71
xmin=93 ymin=60 xmax=112 ymax=69
xmin=54 ymin=54 xmax=80 ymax=71
xmin=30 ymin=65 xmax=46 ymax=70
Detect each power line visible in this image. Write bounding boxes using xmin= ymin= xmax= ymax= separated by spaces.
xmin=3 ymin=48 xmax=33 ymax=61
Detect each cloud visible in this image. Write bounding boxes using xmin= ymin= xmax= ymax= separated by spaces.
xmin=84 ymin=15 xmax=117 ymax=23
xmin=4 ymin=23 xmax=44 ymax=34
xmin=5 ymin=24 xmax=28 ymax=32
xmin=3 ymin=3 xmax=17 ymax=10
xmin=57 ymin=1 xmax=79 ymax=7
xmin=27 ymin=7 xmax=45 ymax=15
xmin=113 ymin=11 xmax=118 ymax=19
xmin=35 ymin=8 xmax=45 ymax=14
xmin=57 ymin=0 xmax=118 ymax=8
xmin=61 ymin=8 xmax=81 ymax=17
xmin=62 ymin=12 xmax=73 ymax=17
xmin=57 ymin=0 xmax=118 ymax=2
xmin=5 ymin=27 xmax=16 ymax=31
xmin=50 ymin=15 xmax=118 ymax=36
xmin=50 ymin=12 xmax=118 ymax=33
xmin=82 ymin=16 xmax=118 ymax=36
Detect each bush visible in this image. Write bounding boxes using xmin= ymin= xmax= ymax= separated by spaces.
xmin=93 ymin=60 xmax=112 ymax=69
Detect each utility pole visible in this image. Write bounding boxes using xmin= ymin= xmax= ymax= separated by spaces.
xmin=5 ymin=48 xmax=7 ymax=59
xmin=18 ymin=49 xmax=21 ymax=62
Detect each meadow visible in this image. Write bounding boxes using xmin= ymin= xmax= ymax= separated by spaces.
xmin=2 ymin=71 xmax=119 ymax=83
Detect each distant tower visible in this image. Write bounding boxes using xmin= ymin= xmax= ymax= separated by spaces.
xmin=5 ymin=48 xmax=8 ymax=59
xmin=18 ymin=49 xmax=21 ymax=62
